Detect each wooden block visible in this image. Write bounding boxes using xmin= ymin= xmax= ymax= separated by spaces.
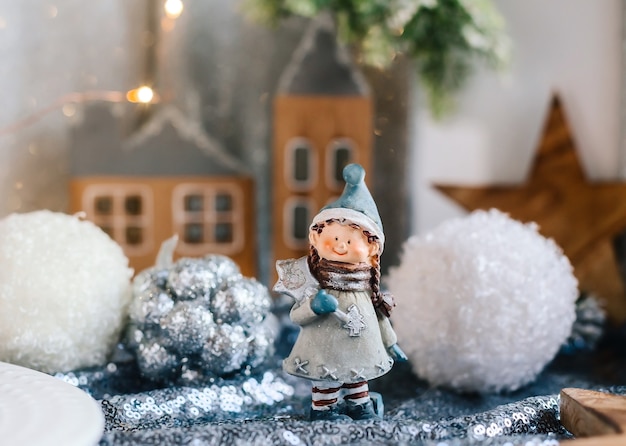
xmin=562 ymin=434 xmax=626 ymax=446
xmin=560 ymin=388 xmax=626 ymax=440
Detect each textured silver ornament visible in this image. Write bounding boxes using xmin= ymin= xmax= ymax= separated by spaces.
xmin=203 ymin=254 xmax=242 ymax=285
xmin=136 ymin=340 xmax=180 ymax=382
xmin=129 ymin=286 xmax=174 ymax=327
xmin=132 ymin=267 xmax=170 ymax=296
xmin=246 ymin=314 xmax=279 ymax=368
xmin=160 ymin=301 xmax=215 ymax=355
xmin=211 ymin=278 xmax=271 ymax=327
xmin=561 ymin=293 xmax=606 ymax=354
xmin=167 ymin=258 xmax=219 ymax=301
xmin=125 ymin=323 xmax=145 ymax=350
xmin=125 ymin=254 xmax=276 ymax=384
xmin=201 ymin=324 xmax=249 ymax=375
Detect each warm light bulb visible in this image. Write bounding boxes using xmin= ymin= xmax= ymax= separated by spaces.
xmin=164 ymin=0 xmax=183 ymax=19
xmin=126 ymin=86 xmax=155 ymax=104
xmin=137 ymin=86 xmax=154 ymax=103
xmin=62 ymin=104 xmax=76 ymax=117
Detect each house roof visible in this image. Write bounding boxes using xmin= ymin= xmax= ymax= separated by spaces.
xmin=277 ymin=13 xmax=370 ymax=96
xmin=70 ymin=103 xmax=249 ymax=177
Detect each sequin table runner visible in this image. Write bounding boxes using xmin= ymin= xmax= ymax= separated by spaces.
xmin=52 ymin=353 xmax=626 ymax=446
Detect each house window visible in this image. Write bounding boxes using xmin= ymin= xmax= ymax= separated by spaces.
xmin=215 ymin=193 xmax=232 ymax=212
xmin=173 ymin=183 xmax=244 ymax=255
xmin=326 ymin=138 xmax=356 ymax=190
xmin=83 ymin=185 xmax=153 ymax=255
xmin=284 ymin=197 xmax=314 ymax=249
xmin=126 ymin=226 xmax=143 ymax=245
xmin=125 ymin=195 xmax=143 ymax=215
xmin=95 ymin=196 xmax=113 ymax=215
xmin=285 ymin=137 xmax=317 ymax=191
xmin=184 ymin=223 xmax=204 ymax=244
xmin=185 ymin=194 xmax=203 ymax=212
xmin=215 ymin=222 xmax=233 ymax=243
xmin=294 ymin=146 xmax=309 ymax=182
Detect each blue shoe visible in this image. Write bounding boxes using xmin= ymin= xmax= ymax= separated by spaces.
xmin=309 ymin=406 xmax=351 ymax=421
xmin=345 ymin=399 xmax=381 ymax=420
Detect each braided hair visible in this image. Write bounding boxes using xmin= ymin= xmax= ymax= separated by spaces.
xmin=367 ymin=251 xmax=395 ymax=318
xmin=308 ymin=219 xmax=395 ymax=317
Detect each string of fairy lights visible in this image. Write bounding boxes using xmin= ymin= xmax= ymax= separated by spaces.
xmin=0 ymin=0 xmax=185 ymax=136
xmin=127 ymin=0 xmax=184 ymax=104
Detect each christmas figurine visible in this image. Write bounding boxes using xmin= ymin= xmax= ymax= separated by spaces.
xmin=275 ymin=163 xmax=407 ymax=421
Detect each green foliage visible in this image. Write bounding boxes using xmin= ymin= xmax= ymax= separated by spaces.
xmin=243 ymin=0 xmax=509 ymax=118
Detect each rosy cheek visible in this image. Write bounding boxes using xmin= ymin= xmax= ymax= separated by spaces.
xmin=348 ymin=245 xmax=365 ymax=258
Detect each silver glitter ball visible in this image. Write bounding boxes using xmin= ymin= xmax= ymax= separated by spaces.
xmin=160 ymin=301 xmax=215 ymax=355
xmin=136 ymin=339 xmax=180 ymax=382
xmin=167 ymin=258 xmax=219 ymax=300
xmin=125 ymin=323 xmax=145 ymax=350
xmin=129 ymin=286 xmax=175 ymax=327
xmin=246 ymin=314 xmax=279 ymax=368
xmin=126 ymin=255 xmax=277 ymax=382
xmin=203 ymin=254 xmax=242 ymax=285
xmin=132 ymin=267 xmax=169 ymax=296
xmin=561 ymin=293 xmax=606 ymax=354
xmin=200 ymin=324 xmax=249 ymax=375
xmin=210 ymin=278 xmax=271 ymax=327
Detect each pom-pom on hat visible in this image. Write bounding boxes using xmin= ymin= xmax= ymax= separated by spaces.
xmin=310 ymin=163 xmax=385 ymax=251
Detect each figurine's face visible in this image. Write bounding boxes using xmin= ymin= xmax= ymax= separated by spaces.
xmin=309 ymin=223 xmax=377 ymax=265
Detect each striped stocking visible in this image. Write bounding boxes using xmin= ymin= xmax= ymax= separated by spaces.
xmin=311 ymin=382 xmax=342 ymax=411
xmin=342 ymin=381 xmax=369 ymax=406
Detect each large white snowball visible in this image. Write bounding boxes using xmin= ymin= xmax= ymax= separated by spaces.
xmin=387 ymin=209 xmax=578 ymax=393
xmin=0 ymin=211 xmax=133 ymax=373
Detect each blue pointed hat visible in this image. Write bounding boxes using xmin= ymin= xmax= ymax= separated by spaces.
xmin=310 ymin=163 xmax=385 ymax=251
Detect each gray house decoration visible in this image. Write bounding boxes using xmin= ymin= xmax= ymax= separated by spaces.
xmin=272 ymin=13 xmax=374 ymax=268
xmin=69 ymin=103 xmax=256 ymax=276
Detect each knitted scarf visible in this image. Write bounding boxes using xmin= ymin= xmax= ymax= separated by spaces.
xmin=311 ymin=259 xmax=371 ymax=292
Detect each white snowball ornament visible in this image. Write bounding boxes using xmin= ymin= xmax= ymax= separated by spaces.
xmin=387 ymin=209 xmax=578 ymax=393
xmin=0 ymin=211 xmax=133 ymax=373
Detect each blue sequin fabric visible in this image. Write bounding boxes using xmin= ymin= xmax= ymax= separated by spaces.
xmin=53 ymin=348 xmax=626 ymax=445
xmin=50 ymin=293 xmax=624 ymax=445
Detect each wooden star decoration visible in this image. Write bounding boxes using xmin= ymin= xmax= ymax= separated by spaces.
xmin=435 ymin=95 xmax=626 ymax=324
xmin=560 ymin=388 xmax=626 ymax=445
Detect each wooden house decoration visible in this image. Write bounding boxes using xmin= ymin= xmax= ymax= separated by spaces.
xmin=69 ymin=104 xmax=257 ymax=276
xmin=272 ymin=14 xmax=374 ymax=264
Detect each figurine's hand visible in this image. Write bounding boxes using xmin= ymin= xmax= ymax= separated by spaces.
xmin=310 ymin=290 xmax=338 ymax=315
xmin=388 ymin=344 xmax=408 ymax=362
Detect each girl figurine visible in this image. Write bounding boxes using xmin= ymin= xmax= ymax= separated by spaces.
xmin=275 ymin=163 xmax=407 ymax=421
